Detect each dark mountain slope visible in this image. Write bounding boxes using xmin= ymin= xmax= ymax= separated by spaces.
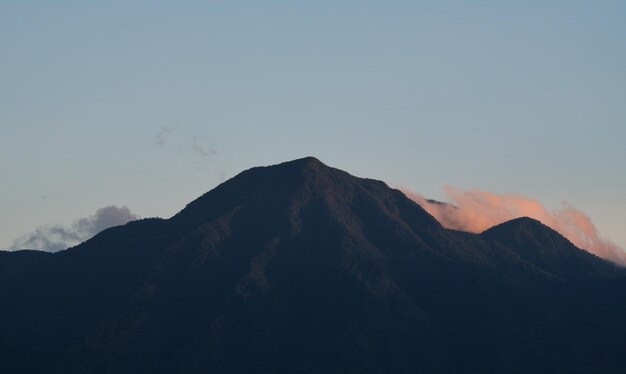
xmin=0 ymin=250 xmax=51 ymax=281
xmin=0 ymin=157 xmax=625 ymax=373
xmin=482 ymin=217 xmax=620 ymax=279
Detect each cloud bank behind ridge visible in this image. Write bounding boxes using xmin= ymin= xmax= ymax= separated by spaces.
xmin=10 ymin=205 xmax=139 ymax=252
xmin=403 ymin=186 xmax=626 ymax=266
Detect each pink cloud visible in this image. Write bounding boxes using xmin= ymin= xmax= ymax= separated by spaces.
xmin=403 ymin=186 xmax=626 ymax=266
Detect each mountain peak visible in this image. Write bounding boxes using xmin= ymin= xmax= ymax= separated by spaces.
xmin=260 ymin=156 xmax=332 ymax=178
xmin=483 ymin=216 xmax=550 ymax=234
xmin=482 ymin=216 xmax=619 ymax=278
xmin=282 ymin=156 xmax=324 ymax=167
xmin=173 ymin=156 xmax=437 ymax=230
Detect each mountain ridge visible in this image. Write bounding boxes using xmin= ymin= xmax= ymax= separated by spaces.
xmin=1 ymin=157 xmax=625 ymax=373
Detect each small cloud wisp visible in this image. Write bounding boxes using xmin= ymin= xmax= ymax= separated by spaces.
xmin=403 ymin=186 xmax=626 ymax=266
xmin=155 ymin=126 xmax=171 ymax=147
xmin=192 ymin=135 xmax=216 ymax=158
xmin=11 ymin=205 xmax=140 ymax=252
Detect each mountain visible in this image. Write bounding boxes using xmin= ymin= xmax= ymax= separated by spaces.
xmin=1 ymin=157 xmax=625 ymax=373
xmin=0 ymin=250 xmax=51 ymax=281
xmin=481 ymin=217 xmax=619 ymax=279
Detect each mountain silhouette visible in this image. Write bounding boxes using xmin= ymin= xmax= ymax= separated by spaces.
xmin=1 ymin=157 xmax=625 ymax=373
xmin=481 ymin=217 xmax=619 ymax=279
xmin=0 ymin=250 xmax=50 ymax=281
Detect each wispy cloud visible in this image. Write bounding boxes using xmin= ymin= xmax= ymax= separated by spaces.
xmin=155 ymin=126 xmax=171 ymax=146
xmin=10 ymin=206 xmax=140 ymax=252
xmin=403 ymin=186 xmax=626 ymax=266
xmin=154 ymin=129 xmax=217 ymax=161
xmin=192 ymin=135 xmax=216 ymax=158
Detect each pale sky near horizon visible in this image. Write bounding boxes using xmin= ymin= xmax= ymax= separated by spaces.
xmin=1 ymin=2 xmax=625 ymax=251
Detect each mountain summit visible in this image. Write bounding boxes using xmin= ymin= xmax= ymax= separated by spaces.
xmin=1 ymin=157 xmax=625 ymax=373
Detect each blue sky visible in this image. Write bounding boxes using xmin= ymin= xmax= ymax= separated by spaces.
xmin=1 ymin=1 xmax=625 ymax=251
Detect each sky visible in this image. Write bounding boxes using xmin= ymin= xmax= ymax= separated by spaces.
xmin=1 ymin=1 xmax=625 ymax=254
